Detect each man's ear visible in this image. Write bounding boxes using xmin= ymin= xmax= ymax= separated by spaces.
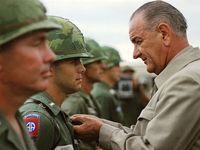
xmin=156 ymin=23 xmax=171 ymax=46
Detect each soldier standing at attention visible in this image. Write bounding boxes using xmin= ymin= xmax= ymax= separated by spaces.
xmin=117 ymin=65 xmax=149 ymax=126
xmin=19 ymin=16 xmax=90 ymax=150
xmin=0 ymin=0 xmax=60 ymax=149
xmin=91 ymin=46 xmax=124 ymax=123
xmin=62 ymin=38 xmax=105 ymax=118
xmin=71 ymin=1 xmax=200 ymax=149
xmin=61 ymin=38 xmax=106 ymax=150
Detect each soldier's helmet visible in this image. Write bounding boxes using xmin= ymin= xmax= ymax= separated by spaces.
xmin=121 ymin=65 xmax=135 ymax=73
xmin=48 ymin=16 xmax=91 ymax=62
xmin=0 ymin=0 xmax=61 ymax=46
xmin=82 ymin=38 xmax=107 ymax=65
xmin=101 ymin=46 xmax=122 ymax=69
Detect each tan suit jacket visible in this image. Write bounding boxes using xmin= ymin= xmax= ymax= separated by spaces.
xmin=99 ymin=46 xmax=200 ymax=150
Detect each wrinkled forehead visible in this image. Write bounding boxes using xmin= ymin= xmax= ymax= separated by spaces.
xmin=129 ymin=13 xmax=146 ymax=34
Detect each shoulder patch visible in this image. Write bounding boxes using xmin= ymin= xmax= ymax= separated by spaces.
xmin=23 ymin=113 xmax=40 ymax=138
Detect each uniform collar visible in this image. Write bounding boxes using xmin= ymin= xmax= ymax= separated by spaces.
xmin=97 ymin=81 xmax=110 ymax=89
xmin=31 ymin=92 xmax=61 ymax=116
xmin=155 ymin=46 xmax=200 ymax=89
xmin=78 ymin=91 xmax=90 ymax=99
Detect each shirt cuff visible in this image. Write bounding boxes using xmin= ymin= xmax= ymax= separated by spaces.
xmin=99 ymin=123 xmax=118 ymax=149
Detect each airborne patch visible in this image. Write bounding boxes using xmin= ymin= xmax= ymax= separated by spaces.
xmin=23 ymin=113 xmax=40 ymax=137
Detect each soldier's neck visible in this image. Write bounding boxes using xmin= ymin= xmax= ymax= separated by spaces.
xmin=7 ymin=115 xmax=24 ymax=141
xmin=81 ymin=78 xmax=93 ymax=94
xmin=101 ymin=75 xmax=114 ymax=87
xmin=46 ymin=85 xmax=65 ymax=107
xmin=0 ymin=83 xmax=33 ymax=115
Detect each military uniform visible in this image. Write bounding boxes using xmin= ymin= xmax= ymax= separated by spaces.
xmin=98 ymin=46 xmax=200 ymax=150
xmin=61 ymin=38 xmax=105 ymax=150
xmin=0 ymin=111 xmax=36 ymax=150
xmin=92 ymin=82 xmax=123 ymax=123
xmin=120 ymin=95 xmax=143 ymax=126
xmin=20 ymin=92 xmax=78 ymax=150
xmin=62 ymin=92 xmax=100 ymax=150
xmin=0 ymin=0 xmax=60 ymax=149
xmin=62 ymin=91 xmax=101 ymax=117
xmin=116 ymin=74 xmax=144 ymax=126
xmin=19 ymin=16 xmax=91 ymax=150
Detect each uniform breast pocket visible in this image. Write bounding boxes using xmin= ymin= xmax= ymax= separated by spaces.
xmin=54 ymin=144 xmax=74 ymax=150
xmin=134 ymin=107 xmax=155 ymax=135
xmin=138 ymin=106 xmax=155 ymax=121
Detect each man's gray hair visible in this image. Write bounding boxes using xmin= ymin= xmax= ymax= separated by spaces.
xmin=130 ymin=1 xmax=187 ymax=36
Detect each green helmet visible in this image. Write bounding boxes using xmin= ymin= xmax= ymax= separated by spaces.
xmin=0 ymin=0 xmax=61 ymax=46
xmin=82 ymin=38 xmax=107 ymax=65
xmin=101 ymin=46 xmax=122 ymax=69
xmin=121 ymin=65 xmax=135 ymax=73
xmin=48 ymin=16 xmax=91 ymax=62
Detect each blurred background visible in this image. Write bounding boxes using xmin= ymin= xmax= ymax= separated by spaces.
xmin=41 ymin=0 xmax=200 ymax=77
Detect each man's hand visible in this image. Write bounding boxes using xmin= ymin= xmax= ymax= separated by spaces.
xmin=70 ymin=114 xmax=103 ymax=141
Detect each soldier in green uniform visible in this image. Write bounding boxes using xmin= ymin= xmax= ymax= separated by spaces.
xmin=0 ymin=0 xmax=60 ymax=149
xmin=91 ymin=46 xmax=124 ymax=123
xmin=62 ymin=38 xmax=105 ymax=117
xmin=61 ymin=38 xmax=106 ymax=150
xmin=117 ymin=65 xmax=149 ymax=126
xmin=19 ymin=16 xmax=90 ymax=150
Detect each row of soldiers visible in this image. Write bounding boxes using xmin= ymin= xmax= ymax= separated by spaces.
xmin=0 ymin=0 xmax=149 ymax=149
xmin=3 ymin=0 xmax=199 ymax=149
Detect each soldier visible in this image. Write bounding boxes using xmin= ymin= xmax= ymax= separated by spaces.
xmin=0 ymin=0 xmax=60 ymax=149
xmin=61 ymin=38 xmax=105 ymax=150
xmin=71 ymin=1 xmax=200 ymax=150
xmin=62 ymin=38 xmax=105 ymax=117
xmin=117 ymin=65 xmax=149 ymax=126
xmin=91 ymin=46 xmax=124 ymax=123
xmin=19 ymin=16 xmax=90 ymax=150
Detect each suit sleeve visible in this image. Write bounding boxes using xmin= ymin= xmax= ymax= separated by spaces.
xmin=99 ymin=75 xmax=200 ymax=150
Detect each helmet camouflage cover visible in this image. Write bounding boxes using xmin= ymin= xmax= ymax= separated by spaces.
xmin=0 ymin=0 xmax=61 ymax=46
xmin=82 ymin=38 xmax=107 ymax=65
xmin=48 ymin=16 xmax=91 ymax=62
xmin=101 ymin=46 xmax=122 ymax=69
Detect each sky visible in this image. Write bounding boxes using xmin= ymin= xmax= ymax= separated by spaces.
xmin=40 ymin=0 xmax=200 ymax=66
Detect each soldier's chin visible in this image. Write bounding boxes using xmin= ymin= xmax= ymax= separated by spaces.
xmin=26 ymin=83 xmax=48 ymax=98
xmin=76 ymin=84 xmax=82 ymax=90
xmin=66 ymin=86 xmax=81 ymax=95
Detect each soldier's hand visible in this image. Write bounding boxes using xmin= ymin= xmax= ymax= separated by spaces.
xmin=70 ymin=114 xmax=103 ymax=141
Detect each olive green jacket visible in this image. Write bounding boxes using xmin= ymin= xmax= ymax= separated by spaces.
xmin=0 ymin=111 xmax=36 ymax=150
xmin=62 ymin=91 xmax=101 ymax=150
xmin=19 ymin=92 xmax=78 ymax=150
xmin=99 ymin=46 xmax=200 ymax=150
xmin=91 ymin=82 xmax=124 ymax=123
xmin=62 ymin=91 xmax=101 ymax=117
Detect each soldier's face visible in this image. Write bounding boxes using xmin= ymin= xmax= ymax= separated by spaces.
xmin=53 ymin=58 xmax=86 ymax=95
xmin=0 ymin=30 xmax=55 ymax=97
xmin=108 ymin=64 xmax=121 ymax=83
xmin=85 ymin=60 xmax=104 ymax=83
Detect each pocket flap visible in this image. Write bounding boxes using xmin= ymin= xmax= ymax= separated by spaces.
xmin=138 ymin=107 xmax=154 ymax=121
